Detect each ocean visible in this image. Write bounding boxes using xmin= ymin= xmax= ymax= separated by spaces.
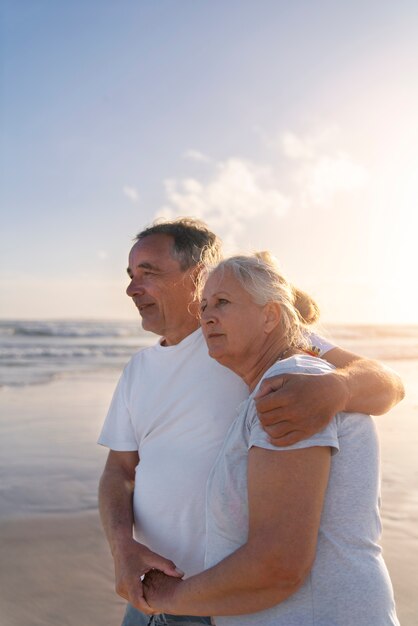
xmin=0 ymin=319 xmax=156 ymax=388
xmin=1 ymin=319 xmax=418 ymax=389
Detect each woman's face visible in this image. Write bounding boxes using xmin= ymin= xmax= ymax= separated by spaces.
xmin=200 ymin=268 xmax=269 ymax=369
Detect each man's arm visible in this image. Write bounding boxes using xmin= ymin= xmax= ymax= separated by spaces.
xmin=255 ymin=347 xmax=405 ymax=446
xmin=98 ymin=450 xmax=183 ymax=614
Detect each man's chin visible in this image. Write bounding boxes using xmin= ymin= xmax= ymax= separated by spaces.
xmin=139 ymin=317 xmax=161 ymax=336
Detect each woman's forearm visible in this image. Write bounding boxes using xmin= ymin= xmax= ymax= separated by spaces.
xmin=145 ymin=540 xmax=307 ymax=616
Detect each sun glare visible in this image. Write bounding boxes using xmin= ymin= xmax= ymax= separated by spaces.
xmin=372 ymin=147 xmax=418 ymax=323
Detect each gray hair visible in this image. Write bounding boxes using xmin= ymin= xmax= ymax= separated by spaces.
xmin=201 ymin=252 xmax=315 ymax=349
xmin=136 ymin=217 xmax=222 ymax=271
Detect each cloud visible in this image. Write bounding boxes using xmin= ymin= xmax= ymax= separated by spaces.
xmin=155 ymin=158 xmax=290 ymax=247
xmin=306 ymin=153 xmax=368 ymax=206
xmin=281 ymin=128 xmax=339 ymax=161
xmin=154 ymin=128 xmax=369 ymax=245
xmin=123 ymin=186 xmax=140 ymax=203
xmin=282 ymin=131 xmax=315 ymax=160
xmin=183 ymin=149 xmax=212 ymax=163
xmin=279 ymin=129 xmax=369 ymax=208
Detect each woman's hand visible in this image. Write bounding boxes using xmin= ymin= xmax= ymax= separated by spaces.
xmin=143 ymin=569 xmax=183 ymax=613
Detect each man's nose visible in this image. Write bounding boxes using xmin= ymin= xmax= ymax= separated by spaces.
xmin=126 ymin=277 xmax=145 ymax=297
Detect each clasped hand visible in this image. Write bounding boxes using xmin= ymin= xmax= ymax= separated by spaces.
xmin=114 ymin=540 xmax=183 ymax=615
xmin=143 ymin=569 xmax=183 ymax=613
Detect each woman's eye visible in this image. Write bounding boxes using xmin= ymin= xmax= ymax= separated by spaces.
xmin=200 ymin=303 xmax=207 ymax=313
xmin=218 ymin=299 xmax=229 ymax=306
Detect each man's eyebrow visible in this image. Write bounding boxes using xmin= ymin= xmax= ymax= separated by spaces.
xmin=126 ymin=261 xmax=160 ymax=276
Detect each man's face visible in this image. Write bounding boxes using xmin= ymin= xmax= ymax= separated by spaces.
xmin=126 ymin=234 xmax=199 ymax=345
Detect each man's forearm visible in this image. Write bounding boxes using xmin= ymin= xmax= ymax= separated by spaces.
xmin=331 ymin=358 xmax=405 ymax=416
xmin=98 ymin=465 xmax=135 ymax=557
xmin=98 ymin=451 xmax=183 ymax=613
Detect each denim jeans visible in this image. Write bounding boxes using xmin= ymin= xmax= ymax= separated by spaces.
xmin=121 ymin=603 xmax=212 ymax=626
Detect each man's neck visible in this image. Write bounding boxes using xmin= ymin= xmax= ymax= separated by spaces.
xmin=160 ymin=320 xmax=201 ymax=346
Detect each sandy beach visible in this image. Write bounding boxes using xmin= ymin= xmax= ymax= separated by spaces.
xmin=0 ymin=511 xmax=125 ymax=626
xmin=0 ymin=371 xmax=126 ymax=626
xmin=0 ymin=350 xmax=417 ymax=625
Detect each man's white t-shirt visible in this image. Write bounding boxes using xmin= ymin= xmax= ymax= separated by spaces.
xmin=98 ymin=328 xmax=334 ymax=577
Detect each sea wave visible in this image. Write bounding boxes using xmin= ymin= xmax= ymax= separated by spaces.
xmin=0 ymin=345 xmax=140 ymax=360
xmin=1 ymin=320 xmax=418 ymax=388
xmin=0 ymin=320 xmax=140 ymax=339
xmin=0 ymin=319 xmax=154 ymax=387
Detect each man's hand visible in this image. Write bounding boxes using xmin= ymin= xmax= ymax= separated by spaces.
xmin=114 ymin=539 xmax=184 ymax=615
xmin=255 ymin=371 xmax=349 ymax=446
xmin=143 ymin=569 xmax=183 ymax=613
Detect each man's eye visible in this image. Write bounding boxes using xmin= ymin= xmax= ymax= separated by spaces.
xmin=218 ymin=299 xmax=229 ymax=305
xmin=200 ymin=303 xmax=207 ymax=313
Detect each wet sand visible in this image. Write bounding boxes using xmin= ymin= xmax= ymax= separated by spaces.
xmin=0 ymin=511 xmax=125 ymax=626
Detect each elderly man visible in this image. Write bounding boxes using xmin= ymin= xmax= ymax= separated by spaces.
xmin=98 ymin=218 xmax=404 ymax=626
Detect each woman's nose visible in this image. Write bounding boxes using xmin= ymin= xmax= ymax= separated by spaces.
xmin=201 ymin=307 xmax=214 ymax=324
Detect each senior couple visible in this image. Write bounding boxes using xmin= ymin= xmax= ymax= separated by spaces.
xmin=99 ymin=218 xmax=402 ymax=626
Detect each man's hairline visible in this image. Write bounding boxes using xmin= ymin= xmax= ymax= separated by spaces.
xmin=134 ymin=231 xmax=201 ymax=273
xmin=127 ymin=237 xmax=201 ymax=283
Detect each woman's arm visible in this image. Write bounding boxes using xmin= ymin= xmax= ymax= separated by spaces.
xmin=143 ymin=445 xmax=331 ymax=616
xmin=255 ymin=348 xmax=405 ymax=446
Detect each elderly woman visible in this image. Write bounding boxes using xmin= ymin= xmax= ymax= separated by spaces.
xmin=143 ymin=253 xmax=399 ymax=625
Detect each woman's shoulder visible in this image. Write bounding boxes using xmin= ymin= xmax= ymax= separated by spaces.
xmin=259 ymin=354 xmax=335 ymax=385
xmin=246 ymin=356 xmax=340 ymax=453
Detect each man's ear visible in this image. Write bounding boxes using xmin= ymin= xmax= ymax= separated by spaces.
xmin=189 ymin=262 xmax=205 ymax=286
xmin=263 ymin=301 xmax=282 ymax=334
xmin=187 ymin=263 xmax=205 ymax=316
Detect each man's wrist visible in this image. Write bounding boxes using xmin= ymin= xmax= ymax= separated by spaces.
xmin=330 ymin=370 xmax=351 ymax=413
xmin=111 ymin=534 xmax=138 ymax=559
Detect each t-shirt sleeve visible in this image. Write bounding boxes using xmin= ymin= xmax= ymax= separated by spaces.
xmin=97 ymin=368 xmax=138 ymax=451
xmin=305 ymin=331 xmax=336 ymax=357
xmin=247 ymin=400 xmax=339 ymax=454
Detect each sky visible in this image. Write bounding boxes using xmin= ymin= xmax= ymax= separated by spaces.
xmin=1 ymin=0 xmax=418 ymax=324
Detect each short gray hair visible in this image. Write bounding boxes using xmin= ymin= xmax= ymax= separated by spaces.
xmin=136 ymin=217 xmax=222 ymax=270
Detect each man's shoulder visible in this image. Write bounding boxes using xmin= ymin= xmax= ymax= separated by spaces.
xmin=123 ymin=341 xmax=160 ymax=373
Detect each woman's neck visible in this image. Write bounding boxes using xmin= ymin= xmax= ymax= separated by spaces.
xmin=239 ymin=332 xmax=299 ymax=392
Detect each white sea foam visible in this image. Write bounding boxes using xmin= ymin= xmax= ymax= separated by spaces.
xmin=0 ymin=320 xmax=156 ymax=387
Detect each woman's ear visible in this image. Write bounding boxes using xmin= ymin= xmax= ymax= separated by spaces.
xmin=263 ymin=301 xmax=282 ymax=334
